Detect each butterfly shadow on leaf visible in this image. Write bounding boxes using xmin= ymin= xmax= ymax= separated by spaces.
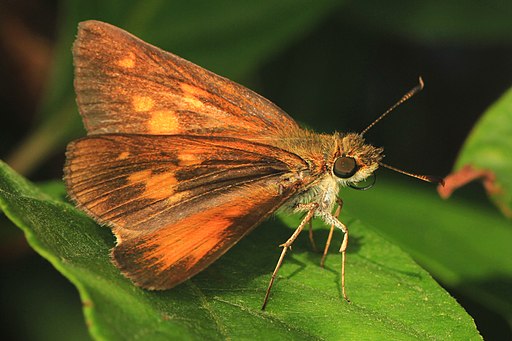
xmin=177 ymin=215 xmax=364 ymax=302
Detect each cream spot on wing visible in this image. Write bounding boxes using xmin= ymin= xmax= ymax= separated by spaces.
xmin=127 ymin=169 xmax=178 ymax=200
xmin=182 ymin=96 xmax=204 ymax=110
xmin=117 ymin=151 xmax=130 ymax=160
xmin=180 ymin=83 xmax=206 ymax=110
xmin=133 ymin=96 xmax=154 ymax=112
xmin=147 ymin=110 xmax=180 ymax=133
xmin=117 ymin=52 xmax=136 ymax=68
xmin=178 ymin=153 xmax=198 ymax=166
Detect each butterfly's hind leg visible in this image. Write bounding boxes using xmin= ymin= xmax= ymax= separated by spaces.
xmin=261 ymin=202 xmax=318 ymax=310
xmin=320 ymin=197 xmax=343 ymax=267
xmin=320 ymin=202 xmax=350 ymax=302
xmin=307 ymin=219 xmax=318 ymax=252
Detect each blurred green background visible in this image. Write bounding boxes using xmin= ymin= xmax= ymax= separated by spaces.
xmin=1 ymin=0 xmax=511 ymax=340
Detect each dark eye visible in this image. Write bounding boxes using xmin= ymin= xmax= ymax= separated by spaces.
xmin=333 ymin=156 xmax=358 ymax=178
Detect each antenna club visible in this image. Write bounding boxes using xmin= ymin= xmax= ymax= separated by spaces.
xmin=418 ymin=76 xmax=425 ymax=90
xmin=424 ymin=175 xmax=445 ymax=186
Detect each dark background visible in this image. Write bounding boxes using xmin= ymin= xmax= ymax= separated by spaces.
xmin=1 ymin=0 xmax=511 ymax=340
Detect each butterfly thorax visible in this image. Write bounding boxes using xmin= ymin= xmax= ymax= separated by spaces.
xmin=279 ymin=130 xmax=383 ymax=215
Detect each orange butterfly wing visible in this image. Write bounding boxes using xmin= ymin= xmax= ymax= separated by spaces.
xmin=67 ymin=20 xmax=317 ymax=289
xmin=73 ymin=20 xmax=300 ymax=139
xmin=65 ymin=134 xmax=310 ymax=289
xmin=113 ymin=177 xmax=295 ymax=289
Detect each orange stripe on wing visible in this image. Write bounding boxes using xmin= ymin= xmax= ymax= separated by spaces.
xmin=111 ymin=183 xmax=293 ymax=290
xmin=141 ymin=203 xmax=247 ymax=272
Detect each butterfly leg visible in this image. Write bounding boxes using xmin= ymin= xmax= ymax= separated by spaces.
xmin=338 ymin=220 xmax=350 ymax=302
xmin=262 ymin=202 xmax=318 ymax=310
xmin=320 ymin=198 xmax=343 ymax=267
xmin=308 ymin=219 xmax=318 ymax=252
xmin=322 ymin=209 xmax=350 ymax=302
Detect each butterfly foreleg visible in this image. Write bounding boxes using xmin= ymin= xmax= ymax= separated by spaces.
xmin=261 ymin=202 xmax=319 ymax=310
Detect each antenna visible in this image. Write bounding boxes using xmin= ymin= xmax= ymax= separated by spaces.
xmin=358 ymin=77 xmax=443 ymax=186
xmin=361 ymin=77 xmax=424 ymax=136
xmin=379 ymin=161 xmax=445 ymax=186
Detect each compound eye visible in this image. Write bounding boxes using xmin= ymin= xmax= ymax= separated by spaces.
xmin=333 ymin=156 xmax=358 ymax=178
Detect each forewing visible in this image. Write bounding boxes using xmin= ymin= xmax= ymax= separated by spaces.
xmin=73 ymin=20 xmax=300 ymax=139
xmin=64 ymin=134 xmax=309 ymax=289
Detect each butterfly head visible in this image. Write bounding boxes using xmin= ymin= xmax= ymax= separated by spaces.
xmin=331 ymin=133 xmax=383 ymax=187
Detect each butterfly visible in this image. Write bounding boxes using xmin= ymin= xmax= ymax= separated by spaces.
xmin=64 ymin=20 xmax=441 ymax=309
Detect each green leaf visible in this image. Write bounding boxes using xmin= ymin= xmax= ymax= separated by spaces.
xmin=449 ymin=87 xmax=512 ymax=217
xmin=0 ymin=161 xmax=480 ymax=340
xmin=342 ymin=178 xmax=512 ymax=320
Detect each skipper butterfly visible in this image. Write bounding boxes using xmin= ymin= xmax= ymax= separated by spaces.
xmin=64 ymin=20 xmax=441 ymax=309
